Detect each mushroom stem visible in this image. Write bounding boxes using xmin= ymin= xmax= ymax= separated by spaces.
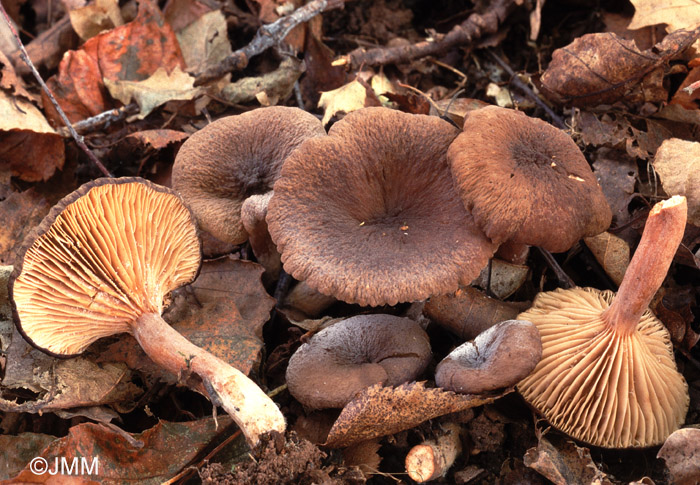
xmin=131 ymin=312 xmax=286 ymax=447
xmin=241 ymin=192 xmax=281 ymax=279
xmin=405 ymin=422 xmax=462 ymax=482
xmin=602 ymin=196 xmax=687 ymax=335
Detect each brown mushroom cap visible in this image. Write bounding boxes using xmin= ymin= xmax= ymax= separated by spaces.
xmin=172 ymin=106 xmax=326 ymax=244
xmin=517 ymin=287 xmax=689 ymax=448
xmin=267 ymin=107 xmax=497 ymax=307
xmin=285 ymin=314 xmax=432 ymax=410
xmin=447 ymin=106 xmax=611 ymax=252
xmin=435 ymin=320 xmax=542 ymax=394
xmin=10 ymin=177 xmax=201 ymax=356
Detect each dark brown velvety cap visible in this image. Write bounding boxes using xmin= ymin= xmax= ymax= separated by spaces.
xmin=267 ymin=107 xmax=497 ymax=307
xmin=172 ymin=106 xmax=326 ymax=244
xmin=447 ymin=106 xmax=612 ymax=252
xmin=435 ymin=320 xmax=542 ymax=394
xmin=10 ymin=177 xmax=201 ymax=357
xmin=285 ymin=314 xmax=432 ymax=410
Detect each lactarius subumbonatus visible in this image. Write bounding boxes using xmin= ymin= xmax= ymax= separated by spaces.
xmin=10 ymin=178 xmax=285 ymax=447
xmin=517 ymin=196 xmax=689 ymax=448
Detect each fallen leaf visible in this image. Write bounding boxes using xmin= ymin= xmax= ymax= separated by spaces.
xmin=473 ymin=258 xmax=529 ymax=299
xmin=300 ymin=30 xmax=348 ymax=106
xmin=125 ymin=129 xmax=189 ymax=150
xmin=657 ymin=427 xmax=700 ymax=485
xmin=342 ymin=439 xmax=382 ymax=475
xmin=9 ymin=418 xmax=233 ymax=483
xmin=318 ymin=78 xmax=382 ymax=125
xmin=592 ymin=150 xmax=638 ymax=227
xmin=653 ymin=290 xmax=700 ymax=351
xmin=652 ymin=138 xmax=700 ymax=226
xmin=325 ymin=382 xmax=508 ymax=448
xmin=670 ymin=64 xmax=700 ymax=109
xmin=628 ymin=0 xmax=700 ymax=34
xmin=423 ymin=287 xmax=526 ymax=340
xmin=68 ymin=0 xmax=124 ymax=41
xmin=524 ymin=433 xmax=613 ymax=485
xmin=163 ymin=0 xmax=213 ymax=32
xmin=105 ymin=66 xmax=201 ymax=119
xmin=540 ymin=28 xmax=700 ymax=106
xmin=0 ymin=265 xmax=12 ymax=352
xmin=0 ymin=189 xmax=57 ymax=265
xmin=0 ymin=433 xmax=56 ymax=480
xmin=0 ymin=52 xmax=64 ymax=182
xmin=44 ymin=0 xmax=185 ymax=124
xmin=176 ymin=10 xmax=232 ymax=73
xmin=583 ymin=232 xmax=630 ymax=286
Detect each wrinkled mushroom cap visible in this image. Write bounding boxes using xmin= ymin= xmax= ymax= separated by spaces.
xmin=268 ymin=107 xmax=497 ymax=307
xmin=435 ymin=320 xmax=542 ymax=394
xmin=172 ymin=106 xmax=326 ymax=244
xmin=286 ymin=314 xmax=432 ymax=409
xmin=517 ymin=287 xmax=689 ymax=448
xmin=10 ymin=178 xmax=201 ymax=357
xmin=448 ymin=106 xmax=611 ymax=252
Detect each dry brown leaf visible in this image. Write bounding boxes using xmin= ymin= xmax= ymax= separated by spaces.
xmin=163 ymin=0 xmax=213 ymax=32
xmin=540 ymin=28 xmax=700 ymax=106
xmin=125 ymin=129 xmax=189 ymax=151
xmin=424 ymin=287 xmax=526 ymax=340
xmin=342 ymin=439 xmax=383 ymax=475
xmin=473 ymin=259 xmax=529 ymax=299
xmin=524 ymin=433 xmax=613 ymax=485
xmin=653 ymin=290 xmax=700 ymax=351
xmin=657 ymin=427 xmax=700 ymax=485
xmin=105 ymin=66 xmax=201 ymax=119
xmin=9 ymin=418 xmax=233 ymax=483
xmin=176 ymin=10 xmax=232 ymax=73
xmin=628 ymin=0 xmax=700 ymax=33
xmin=429 ymin=98 xmax=490 ymax=129
xmin=68 ymin=0 xmax=124 ymax=41
xmin=324 ymin=382 xmax=507 ymax=448
xmin=583 ymin=232 xmax=630 ymax=286
xmin=0 ymin=433 xmax=56 ymax=480
xmin=670 ymin=64 xmax=700 ymax=109
xmin=44 ymin=0 xmax=185 ymax=124
xmin=592 ymin=150 xmax=638 ymax=227
xmin=318 ymin=78 xmax=382 ymax=125
xmin=652 ymin=138 xmax=700 ymax=226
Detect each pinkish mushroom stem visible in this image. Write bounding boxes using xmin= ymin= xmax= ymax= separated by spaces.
xmin=241 ymin=192 xmax=281 ymax=278
xmin=132 ymin=312 xmax=285 ymax=447
xmin=602 ymin=196 xmax=687 ymax=336
xmin=405 ymin=422 xmax=462 ymax=482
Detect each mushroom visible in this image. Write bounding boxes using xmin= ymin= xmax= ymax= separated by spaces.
xmin=10 ymin=178 xmax=285 ymax=447
xmin=447 ymin=106 xmax=611 ymax=253
xmin=267 ymin=107 xmax=497 ymax=307
xmin=517 ymin=196 xmax=689 ymax=448
xmin=172 ymin=106 xmax=326 ymax=274
xmin=435 ymin=320 xmax=542 ymax=394
xmin=285 ymin=314 xmax=432 ymax=410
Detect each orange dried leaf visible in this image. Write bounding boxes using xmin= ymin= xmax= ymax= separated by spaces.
xmin=324 ymin=382 xmax=507 ymax=448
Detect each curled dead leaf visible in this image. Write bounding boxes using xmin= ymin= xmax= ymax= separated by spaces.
xmin=657 ymin=428 xmax=700 ymax=485
xmin=583 ymin=231 xmax=630 ymax=286
xmin=540 ymin=28 xmax=700 ymax=106
xmin=324 ymin=381 xmax=508 ymax=448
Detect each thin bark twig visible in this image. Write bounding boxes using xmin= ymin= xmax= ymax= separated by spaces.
xmin=332 ymin=0 xmax=517 ymax=70
xmin=0 ymin=2 xmax=112 ymax=177
xmin=195 ymin=0 xmax=345 ymax=86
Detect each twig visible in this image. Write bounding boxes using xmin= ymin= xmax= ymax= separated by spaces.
xmin=61 ymin=104 xmax=140 ymax=136
xmin=536 ymin=247 xmax=575 ymax=289
xmin=0 ymin=2 xmax=112 ymax=178
xmin=195 ymin=0 xmax=345 ymax=86
xmin=332 ymin=0 xmax=517 ymax=71
xmin=486 ymin=49 xmax=566 ymax=129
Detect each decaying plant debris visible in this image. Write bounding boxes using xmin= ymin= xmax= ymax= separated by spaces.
xmin=0 ymin=0 xmax=699 ymax=483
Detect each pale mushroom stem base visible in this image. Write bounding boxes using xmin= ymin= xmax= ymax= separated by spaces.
xmin=132 ymin=312 xmax=286 ymax=447
xmin=601 ymin=196 xmax=687 ymax=336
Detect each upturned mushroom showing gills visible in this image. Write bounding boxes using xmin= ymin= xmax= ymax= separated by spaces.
xmin=517 ymin=196 xmax=689 ymax=448
xmin=267 ymin=107 xmax=497 ymax=307
xmin=447 ymin=106 xmax=611 ymax=253
xmin=10 ymin=178 xmax=285 ymax=447
xmin=285 ymin=314 xmax=432 ymax=410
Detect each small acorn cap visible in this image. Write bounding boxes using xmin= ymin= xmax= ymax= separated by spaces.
xmin=10 ymin=178 xmax=285 ymax=447
xmin=518 ymin=197 xmax=689 ymax=448
xmin=447 ymin=106 xmax=611 ymax=252
xmin=435 ymin=320 xmax=542 ymax=394
xmin=286 ymin=314 xmax=432 ymax=410
xmin=172 ymin=106 xmax=326 ymax=244
xmin=268 ymin=107 xmax=497 ymax=307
